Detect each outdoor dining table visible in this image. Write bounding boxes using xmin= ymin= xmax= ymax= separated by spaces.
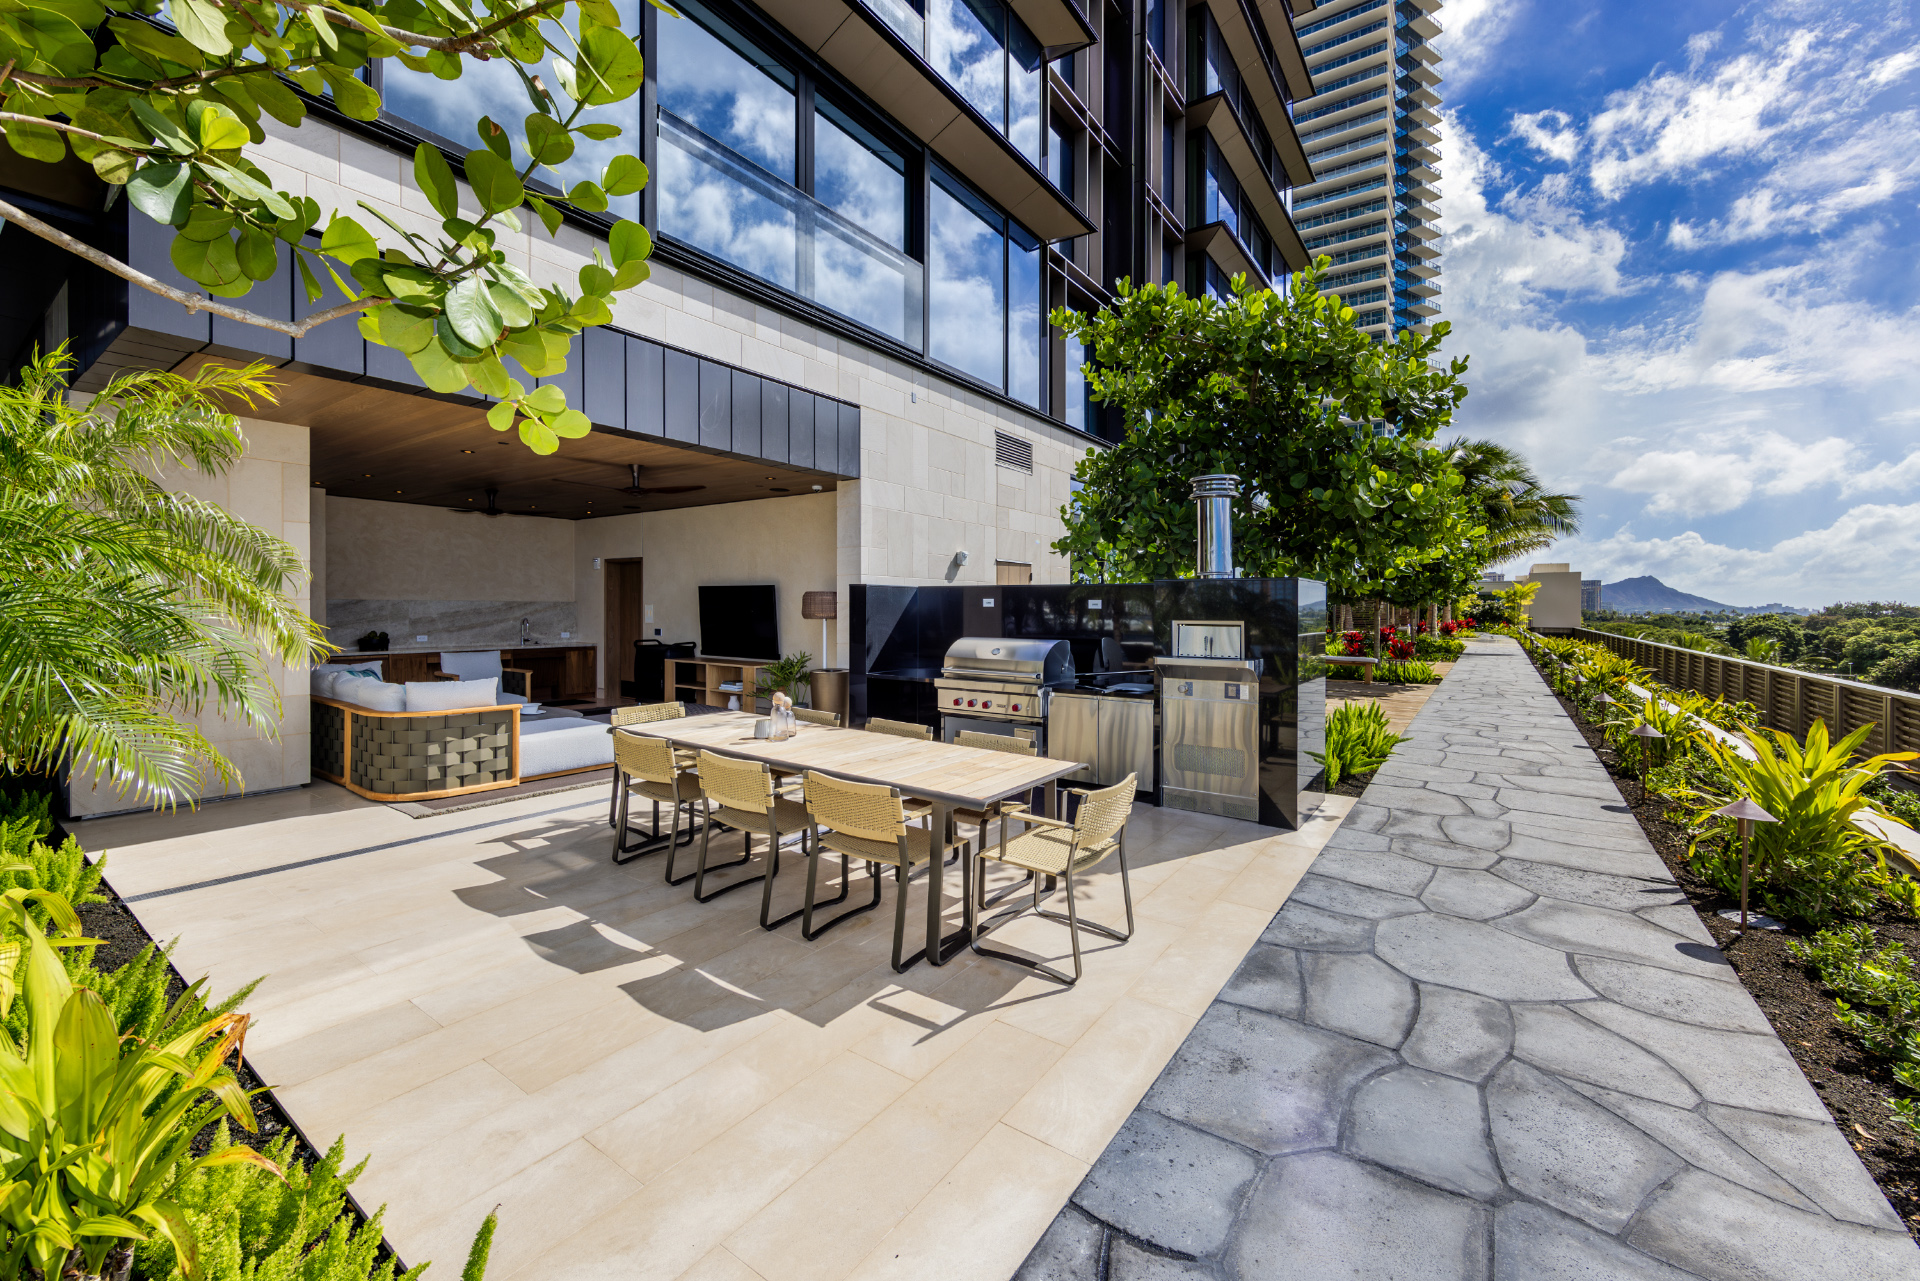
xmin=617 ymin=712 xmax=1086 ymax=967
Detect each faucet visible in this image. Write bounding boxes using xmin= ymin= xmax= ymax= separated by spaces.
xmin=521 ymin=616 xmax=531 ymax=645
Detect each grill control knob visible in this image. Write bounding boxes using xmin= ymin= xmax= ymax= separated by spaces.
xmin=951 ymin=698 xmax=962 ymax=706
xmin=982 ymin=700 xmax=993 ymax=709
xmin=967 ymin=699 xmax=977 ymax=707
xmin=1011 ymin=702 xmax=1021 ymax=712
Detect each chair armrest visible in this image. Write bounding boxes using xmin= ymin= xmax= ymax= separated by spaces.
xmin=1012 ymin=811 xmax=1076 ymax=831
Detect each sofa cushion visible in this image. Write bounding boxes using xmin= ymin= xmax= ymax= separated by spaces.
xmin=404 ymin=678 xmax=499 ymax=712
xmin=519 ymin=722 xmax=616 ymax=777
xmin=333 ymin=675 xmax=407 ymax=712
xmin=312 ymin=665 xmax=382 ymax=699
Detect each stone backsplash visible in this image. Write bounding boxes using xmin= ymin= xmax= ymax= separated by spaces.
xmin=325 ymin=600 xmax=579 ymax=650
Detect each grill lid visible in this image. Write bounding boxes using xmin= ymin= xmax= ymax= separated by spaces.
xmin=941 ymin=637 xmax=1075 ymax=686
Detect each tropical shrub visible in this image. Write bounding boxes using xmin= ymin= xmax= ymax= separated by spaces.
xmin=1789 ymin=925 xmax=1920 ymax=1133
xmin=1313 ymin=702 xmax=1406 ymax=787
xmin=1415 ymin=634 xmax=1464 ymax=660
xmin=1386 ymin=637 xmax=1416 ymax=661
xmin=1377 ymin=661 xmax=1440 ymax=685
xmin=1866 ymin=643 xmax=1920 ymax=695
xmin=1684 ymin=722 xmax=1918 ymax=928
xmin=1602 ymin=695 xmax=1704 ymax=776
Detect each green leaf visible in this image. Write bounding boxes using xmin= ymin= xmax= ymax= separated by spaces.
xmin=576 ymin=27 xmax=646 ymax=106
xmin=578 ymin=122 xmax=624 ymax=141
xmin=602 ymin=154 xmax=649 ymax=197
xmin=413 ymin=143 xmax=459 ymax=220
xmin=202 ymin=160 xmax=296 ymax=219
xmin=519 ymin=418 xmax=560 ymax=454
xmin=523 ymin=383 xmax=566 ymax=414
xmin=296 ymin=253 xmax=324 ymax=305
xmin=318 ymin=67 xmax=381 ymax=122
xmin=435 ymin=315 xmax=489 ymax=360
xmin=244 ymin=73 xmax=307 ymax=128
xmin=410 ymin=339 xmax=473 ymax=394
xmin=609 ymin=220 xmax=652 ymax=267
xmin=124 ymin=163 xmax=192 ymax=225
xmin=170 ymin=231 xmax=243 ymax=288
xmin=179 ymin=204 xmax=237 ymax=243
xmin=487 ymin=401 xmax=517 ymax=432
xmin=525 ymin=114 xmax=574 ymax=167
xmin=528 ymin=195 xmax=564 ymax=237
xmin=579 ymin=264 xmax=614 ymax=296
xmin=91 ymin=147 xmax=137 ymax=184
xmin=462 ymin=149 xmax=525 ymax=215
xmin=320 ymin=215 xmax=378 ymax=264
xmin=550 ymin=408 xmax=592 ymax=438
xmin=188 ymin=100 xmax=248 ymax=152
xmin=477 ymin=117 xmax=514 ymax=162
xmin=469 ymin=356 xmax=513 ymax=399
xmin=237 ymin=226 xmax=278 ymax=281
xmin=612 ymin=259 xmax=652 ymax=290
xmin=565 ymin=180 xmax=608 ymax=212
xmin=376 ymin=304 xmax=438 ymax=354
xmin=488 ymin=282 xmax=534 ymax=329
xmin=445 ymin=276 xmax=504 ymax=348
xmin=570 ymin=294 xmax=613 ymax=326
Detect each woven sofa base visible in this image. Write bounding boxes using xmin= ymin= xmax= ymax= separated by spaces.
xmin=312 ymin=699 xmax=521 ymax=802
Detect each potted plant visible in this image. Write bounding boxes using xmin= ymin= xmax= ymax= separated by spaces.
xmin=756 ymin=652 xmax=813 ymax=710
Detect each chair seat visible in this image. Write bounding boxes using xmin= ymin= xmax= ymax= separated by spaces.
xmin=709 ymin=797 xmax=810 ymax=833
xmin=626 ymin=777 xmax=693 ymax=807
xmin=816 ymin=823 xmax=942 ymax=868
xmin=985 ymin=826 xmax=1118 ymax=877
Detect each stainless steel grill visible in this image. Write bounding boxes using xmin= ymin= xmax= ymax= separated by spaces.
xmin=934 ymin=638 xmax=1075 ymax=734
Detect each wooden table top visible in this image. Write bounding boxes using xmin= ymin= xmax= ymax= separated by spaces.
xmin=618 ymin=713 xmax=1082 ymax=807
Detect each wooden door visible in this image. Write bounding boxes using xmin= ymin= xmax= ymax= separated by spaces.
xmin=996 ymin=561 xmax=1033 ymax=585
xmin=604 ymin=557 xmax=645 ymax=696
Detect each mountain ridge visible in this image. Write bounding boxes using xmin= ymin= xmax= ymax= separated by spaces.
xmin=1599 ymin=576 xmax=1809 ymax=616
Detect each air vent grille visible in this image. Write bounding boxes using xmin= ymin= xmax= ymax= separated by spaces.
xmin=994 ymin=431 xmax=1033 ymax=473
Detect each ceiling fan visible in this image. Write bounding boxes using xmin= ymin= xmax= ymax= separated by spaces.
xmin=454 ymin=488 xmax=506 ymax=518
xmin=560 ymin=463 xmax=706 ymax=498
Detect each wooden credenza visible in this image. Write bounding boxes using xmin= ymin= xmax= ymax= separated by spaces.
xmin=354 ymin=646 xmax=599 ymax=702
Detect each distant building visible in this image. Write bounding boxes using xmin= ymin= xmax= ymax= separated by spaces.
xmin=1481 ymin=571 xmax=1506 ymax=583
xmin=1582 ymin=580 xmax=1602 ymax=612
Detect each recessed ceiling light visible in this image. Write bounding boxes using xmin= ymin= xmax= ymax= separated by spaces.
xmin=460 ymin=449 xmax=475 ymax=454
xmin=362 ymin=473 xmax=373 ymax=478
xmin=766 ymin=476 xmax=776 ymax=480
xmin=395 ymin=490 xmax=403 ymax=494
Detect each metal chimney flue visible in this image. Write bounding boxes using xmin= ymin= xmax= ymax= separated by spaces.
xmin=1192 ymin=474 xmax=1240 ymax=579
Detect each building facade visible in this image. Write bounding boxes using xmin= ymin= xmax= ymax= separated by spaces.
xmin=1288 ymin=0 xmax=1442 ymax=338
xmin=6 ymin=1 xmax=1332 ymax=815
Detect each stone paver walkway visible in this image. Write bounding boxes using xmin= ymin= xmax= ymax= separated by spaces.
xmin=1018 ymin=635 xmax=1920 ymax=1281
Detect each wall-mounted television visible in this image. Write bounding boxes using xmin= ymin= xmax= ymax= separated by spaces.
xmin=699 ymin=584 xmax=780 ymax=661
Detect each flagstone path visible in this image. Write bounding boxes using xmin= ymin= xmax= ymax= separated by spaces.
xmin=1016 ymin=634 xmax=1920 ymax=1281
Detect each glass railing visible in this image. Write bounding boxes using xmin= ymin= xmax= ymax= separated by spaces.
xmin=1303 ymin=19 xmax=1388 ymax=60
xmin=660 ymin=112 xmax=924 ymax=347
xmin=1308 ymin=154 xmax=1388 ymax=185
xmin=1307 ymin=128 xmax=1390 ymax=163
xmin=1308 ymin=41 xmax=1387 ymax=79
xmin=1296 ymin=85 xmax=1389 ymax=123
xmin=1300 ymin=109 xmax=1390 ymax=147
xmin=1295 ymin=176 xmax=1387 ymax=211
xmin=1296 ymin=0 xmax=1386 ymax=40
xmin=1302 ymin=219 xmax=1388 ymax=250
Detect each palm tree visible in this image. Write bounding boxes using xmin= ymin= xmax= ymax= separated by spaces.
xmin=1442 ymin=437 xmax=1582 ymax=565
xmin=0 ymin=348 xmax=328 ymax=807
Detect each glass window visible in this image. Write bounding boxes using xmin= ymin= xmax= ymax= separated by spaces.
xmin=815 ymin=101 xmax=907 ymax=249
xmin=1047 ymin=120 xmax=1074 ymax=199
xmin=1063 ymin=331 xmax=1087 ymax=431
xmin=1148 ymin=0 xmax=1167 ymax=62
xmin=1054 ymin=52 xmax=1075 ymax=91
xmin=929 ymin=169 xmax=1004 ymax=385
xmin=1008 ymin=224 xmax=1041 ymax=406
xmin=657 ymin=3 xmax=796 ymax=182
xmin=1162 ymin=121 xmax=1175 ymax=199
xmin=381 ymin=0 xmax=644 ymax=219
xmin=929 ymin=0 xmax=1006 ymax=129
xmin=1008 ymin=13 xmax=1043 ymax=166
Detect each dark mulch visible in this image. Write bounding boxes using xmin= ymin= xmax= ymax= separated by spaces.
xmin=1538 ymin=677 xmax=1920 ymax=1239
xmin=67 ymin=824 xmax=410 ymax=1271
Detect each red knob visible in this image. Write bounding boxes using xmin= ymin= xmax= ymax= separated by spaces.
xmin=967 ymin=699 xmax=977 ymax=707
xmin=951 ymin=698 xmax=962 ymax=706
xmin=1011 ymin=703 xmax=1021 ymax=712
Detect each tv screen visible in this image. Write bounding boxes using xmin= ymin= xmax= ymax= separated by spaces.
xmin=699 ymin=584 xmax=780 ymax=661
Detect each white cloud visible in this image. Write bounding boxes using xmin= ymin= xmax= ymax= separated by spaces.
xmin=1534 ymin=503 xmax=1920 ymax=606
xmin=1433 ymin=0 xmax=1526 ymax=88
xmin=1598 ymin=431 xmax=1858 ymax=516
xmin=1506 ymin=109 xmax=1580 ymax=164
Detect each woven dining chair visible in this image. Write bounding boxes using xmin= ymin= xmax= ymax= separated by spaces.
xmin=951 ymin=731 xmax=1037 ymax=853
xmin=864 ymin=717 xmax=931 ymax=740
xmin=610 ymin=731 xmax=703 ymax=866
xmin=685 ymin=751 xmax=821 ymax=927
xmin=970 ymin=773 xmax=1136 ymax=985
xmin=792 ymin=707 xmax=842 ymax=727
xmin=802 ymin=770 xmax=965 ymax=972
xmin=607 ymin=703 xmax=687 ymax=829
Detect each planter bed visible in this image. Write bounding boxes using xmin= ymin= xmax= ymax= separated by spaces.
xmin=1525 ymin=658 xmax=1920 ymax=1240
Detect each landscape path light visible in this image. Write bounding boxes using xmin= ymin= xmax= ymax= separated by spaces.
xmin=1629 ymin=723 xmax=1664 ymax=796
xmin=1710 ymin=797 xmax=1780 ymax=934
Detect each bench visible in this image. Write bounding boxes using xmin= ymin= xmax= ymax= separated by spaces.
xmin=1325 ymin=655 xmax=1381 ymax=684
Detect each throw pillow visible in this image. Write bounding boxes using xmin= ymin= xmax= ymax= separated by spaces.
xmin=333 ymin=675 xmax=408 ymax=712
xmin=404 ymin=677 xmax=500 ymax=712
xmin=310 ymin=668 xmax=341 ymax=699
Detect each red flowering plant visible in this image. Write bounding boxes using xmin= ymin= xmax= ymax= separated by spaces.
xmin=1388 ymin=637 xmax=1417 ymax=660
xmin=1341 ymin=631 xmax=1368 ymax=656
xmin=1439 ymin=620 xmax=1458 ymax=637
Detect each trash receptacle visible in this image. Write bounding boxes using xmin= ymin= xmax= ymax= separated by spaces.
xmin=809 ymin=668 xmax=849 ymax=726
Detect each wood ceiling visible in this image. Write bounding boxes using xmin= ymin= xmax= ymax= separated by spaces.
xmin=179 ymin=360 xmax=839 ymax=521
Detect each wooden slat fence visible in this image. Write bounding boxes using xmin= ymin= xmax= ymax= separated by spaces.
xmin=1574 ymin=628 xmax=1920 ymax=757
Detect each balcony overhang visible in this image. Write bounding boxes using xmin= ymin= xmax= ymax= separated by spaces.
xmin=1201 ymin=0 xmax=1314 ymax=186
xmin=757 ymin=0 xmax=1094 ymax=241
xmin=1009 ymin=0 xmax=1098 ymax=54
xmin=1188 ymin=221 xmax=1269 ymax=290
xmin=1189 ymin=92 xmax=1310 ymax=270
xmin=1248 ymin=0 xmax=1316 ymax=100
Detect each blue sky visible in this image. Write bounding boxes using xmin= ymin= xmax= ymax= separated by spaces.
xmin=1433 ymin=0 xmax=1920 ymax=607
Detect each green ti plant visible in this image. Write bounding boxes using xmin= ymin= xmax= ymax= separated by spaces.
xmin=1376 ymin=660 xmax=1440 ymax=685
xmin=1788 ymin=925 xmax=1920 ymax=1134
xmin=0 ymin=886 xmax=279 ymax=1281
xmin=1685 ymin=722 xmax=1918 ymax=929
xmin=1313 ymin=702 xmax=1408 ymax=788
xmin=1603 ymin=694 xmax=1702 ymax=780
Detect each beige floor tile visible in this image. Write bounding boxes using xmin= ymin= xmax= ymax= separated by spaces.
xmin=509 ymin=1052 xmax=911 ymax=1281
xmin=586 ymin=1013 xmax=850 ymax=1182
xmin=1127 ymin=901 xmax=1274 ymax=1017
xmin=1002 ymin=996 xmax=1197 ymax=1161
xmin=673 ymin=1247 xmax=767 ymax=1281
xmin=725 ymin=1021 xmax=1064 ymax=1281
xmin=332 ymin=1060 xmax=527 ymax=1166
xmin=842 ymin=1123 xmax=1088 ymax=1281
xmin=486 ymin=995 xmax=668 ymax=1093
xmin=404 ymin=1138 xmax=643 ymax=1281
xmin=1131 ymin=862 xmax=1239 ymax=927
xmin=247 ymin=1001 xmax=443 ymax=1089
xmin=1218 ymin=838 xmax=1323 ymax=913
xmin=989 ymin=915 xmax=1182 ymax=1048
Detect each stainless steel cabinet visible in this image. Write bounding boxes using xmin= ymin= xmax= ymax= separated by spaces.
xmin=1155 ymin=658 xmax=1261 ymax=821
xmin=1048 ymin=693 xmax=1153 ymax=791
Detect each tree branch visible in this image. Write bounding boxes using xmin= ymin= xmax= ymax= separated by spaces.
xmin=0 ymin=197 xmax=377 ymax=337
xmin=308 ymin=0 xmax=571 ymax=55
xmin=0 ymin=113 xmax=138 ymax=149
